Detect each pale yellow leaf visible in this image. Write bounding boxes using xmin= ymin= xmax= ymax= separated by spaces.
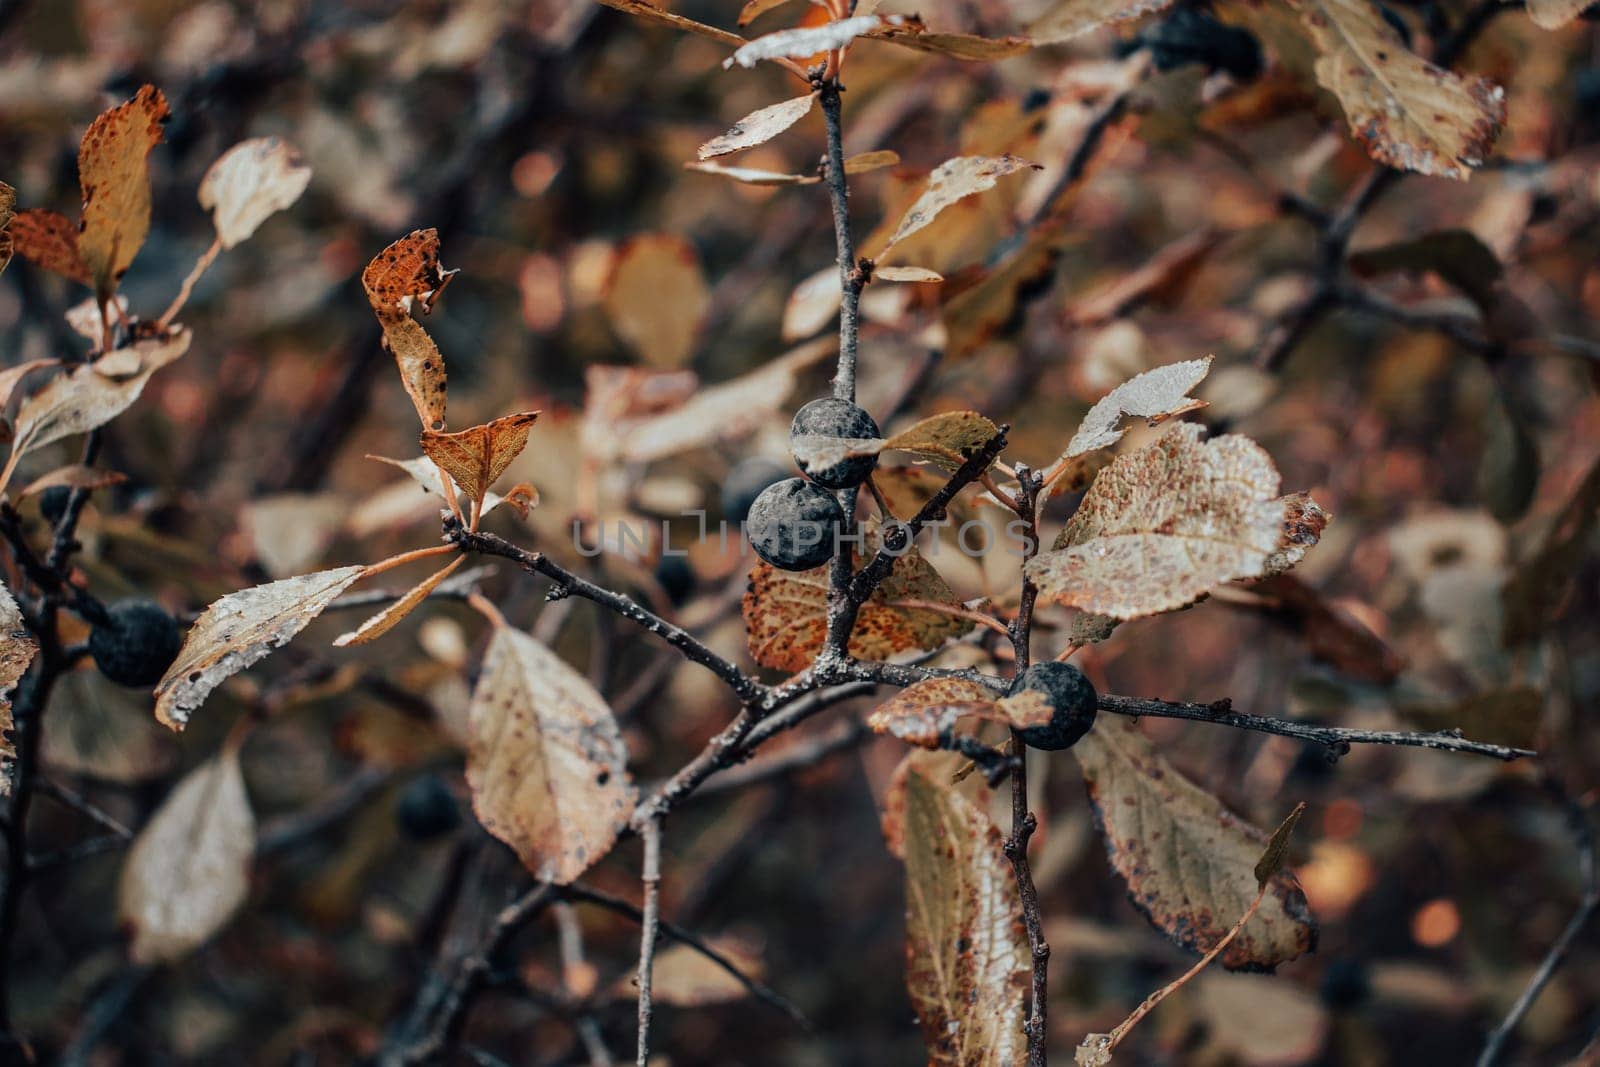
xmin=198 ymin=136 xmax=313 ymax=249
xmin=77 ymin=85 xmax=169 ymax=299
xmin=781 ymin=266 xmax=841 ymax=342
xmin=1027 ymin=424 xmax=1327 ymax=620
xmin=881 ymin=155 xmax=1039 ymax=257
xmin=1061 ymin=356 xmax=1212 ymax=460
xmin=684 ymin=161 xmax=819 ymax=186
xmin=1291 ymin=0 xmax=1505 ymax=179
xmin=697 ymin=94 xmax=815 ymax=160
xmin=154 ymin=566 xmax=366 ymax=730
xmin=1073 ymin=718 xmax=1317 ymax=969
xmin=603 ymin=234 xmax=709 ymax=369
xmin=883 ymin=410 xmax=1003 ymax=472
xmin=1028 ymin=0 xmax=1174 ymax=44
xmin=466 ymin=624 xmax=634 ymax=884
xmin=118 ymin=749 xmax=255 ymax=963
xmin=898 ymin=752 xmax=1028 ymax=1066
xmin=874 ymin=265 xmax=943 ymax=283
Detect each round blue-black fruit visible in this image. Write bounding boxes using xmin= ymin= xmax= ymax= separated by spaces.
xmin=745 ymin=477 xmax=844 ymax=571
xmin=791 ymin=398 xmax=880 ymax=490
xmin=89 ymin=599 xmax=182 ymax=688
xmin=1008 ymin=661 xmax=1098 ymax=750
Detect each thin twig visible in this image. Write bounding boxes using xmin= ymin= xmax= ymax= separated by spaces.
xmin=634 ymin=819 xmax=663 ymax=1067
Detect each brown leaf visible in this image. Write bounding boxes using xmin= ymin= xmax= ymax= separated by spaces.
xmin=77 ymin=84 xmax=169 ymax=299
xmin=743 ymin=543 xmax=973 ymax=672
xmin=419 ymin=410 xmax=540 ymax=502
xmin=154 ymin=566 xmax=366 ymax=730
xmin=873 ymin=265 xmax=943 ymax=283
xmin=1027 ymin=424 xmax=1328 ymax=620
xmin=118 ymin=747 xmax=255 ymax=963
xmin=880 ymin=155 xmax=1039 ymax=257
xmin=2 ymin=329 xmax=190 ymax=489
xmin=1527 ymin=0 xmax=1592 ymax=28
xmin=8 ymin=209 xmax=92 ymax=286
xmin=941 ymin=226 xmax=1066 ymax=360
xmin=1502 ymin=453 xmax=1600 ymax=646
xmin=594 ymin=0 xmax=747 ymax=47
xmin=1028 ymin=0 xmax=1174 ymax=43
xmin=603 ymin=234 xmax=710 ymax=368
xmin=868 ymin=677 xmax=1050 ymax=748
xmin=198 ymin=136 xmax=313 ymax=249
xmin=896 ymin=751 xmax=1029 ymax=1066
xmin=647 ymin=938 xmax=766 ymax=1006
xmin=685 ymin=161 xmax=820 ymax=186
xmin=0 ymin=581 xmax=37 ymax=797
xmin=1074 ymin=719 xmax=1317 ymax=970
xmin=0 ymin=182 xmax=13 ymax=279
xmin=697 ymin=94 xmax=815 ymax=160
xmin=333 ymin=555 xmax=466 ymax=647
xmin=1254 ymin=802 xmax=1307 ymax=890
xmin=866 ymin=21 xmax=1033 ymax=60
xmin=1290 ymin=0 xmax=1505 ymax=179
xmin=884 ymin=410 xmax=1004 ymax=472
xmin=845 ymin=150 xmax=900 ymax=174
xmin=1067 ymin=229 xmax=1221 ymax=326
xmin=363 ymin=229 xmax=456 ymax=431
xmin=19 ymin=465 xmax=127 ymax=499
xmin=466 ymin=622 xmax=634 ymax=884
xmin=1059 ymin=356 xmax=1212 ymax=461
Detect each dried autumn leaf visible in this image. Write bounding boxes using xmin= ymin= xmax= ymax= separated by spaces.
xmin=1290 ymin=0 xmax=1505 ymax=179
xmin=603 ymin=234 xmax=710 ymax=369
xmin=868 ymin=677 xmax=1050 ymax=748
xmin=1255 ymin=802 xmax=1307 ymax=890
xmin=9 ymin=209 xmax=92 ymax=285
xmin=364 ymin=455 xmax=508 ymax=519
xmin=77 ymin=84 xmax=169 ymax=299
xmin=685 ymin=161 xmax=820 ymax=186
xmin=942 ymin=226 xmax=1066 ymax=360
xmin=1067 ymin=229 xmax=1221 ymax=326
xmin=880 ymin=155 xmax=1039 ymax=257
xmin=198 ymin=136 xmax=313 ymax=249
xmin=884 ymin=410 xmax=1004 ymax=472
xmin=724 ymin=15 xmax=887 ymax=68
xmin=866 ymin=23 xmax=1032 ymax=60
xmin=1 ymin=329 xmax=190 ymax=490
xmin=873 ymin=265 xmax=943 ymax=283
xmin=1028 ymin=0 xmax=1174 ymax=43
xmin=1059 ymin=356 xmax=1212 ymax=461
xmin=118 ymin=748 xmax=255 ymax=964
xmin=153 ymin=566 xmax=366 ymax=730
xmin=738 ymin=0 xmax=799 ymax=25
xmin=594 ymin=0 xmax=747 ymax=47
xmin=0 ymin=181 xmax=12 ymax=278
xmin=697 ymin=94 xmax=815 ymax=160
xmin=0 ymin=581 xmax=38 ymax=797
xmin=743 ymin=545 xmax=972 ymax=672
xmin=19 ymin=465 xmax=127 ymax=499
xmin=1027 ymin=424 xmax=1328 ymax=620
xmin=1502 ymin=453 xmax=1600 ymax=646
xmin=646 ymin=938 xmax=766 ymax=1006
xmin=363 ymin=229 xmax=456 ymax=431
xmin=333 ymin=555 xmax=466 ymax=647
xmin=466 ymin=623 xmax=634 ymax=884
xmin=845 ymin=150 xmax=900 ymax=174
xmin=419 ymin=411 xmax=539 ymax=503
xmin=1527 ymin=0 xmax=1592 ymax=28
xmin=1074 ymin=718 xmax=1318 ymax=969
xmin=898 ymin=752 xmax=1029 ymax=1066
xmin=782 ymin=266 xmax=842 ymax=342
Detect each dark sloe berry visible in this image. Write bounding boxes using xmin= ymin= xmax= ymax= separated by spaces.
xmin=89 ymin=599 xmax=182 ymax=688
xmin=38 ymin=486 xmax=72 ymax=526
xmin=654 ymin=553 xmax=695 ymax=606
xmin=790 ymin=398 xmax=880 ymax=490
xmin=396 ymin=773 xmax=461 ymax=840
xmin=1008 ymin=661 xmax=1098 ymax=751
xmin=720 ymin=457 xmax=791 ymax=524
xmin=1320 ymin=958 xmax=1370 ymax=1010
xmin=1142 ymin=9 xmax=1263 ymax=81
xmin=745 ymin=477 xmax=844 ymax=571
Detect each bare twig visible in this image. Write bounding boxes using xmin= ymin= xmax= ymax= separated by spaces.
xmin=634 ymin=820 xmax=662 ymax=1067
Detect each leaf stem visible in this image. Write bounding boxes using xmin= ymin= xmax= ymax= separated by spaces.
xmin=158 ymin=236 xmax=222 ymax=328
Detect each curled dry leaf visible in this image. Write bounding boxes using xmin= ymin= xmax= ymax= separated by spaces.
xmin=0 ymin=581 xmax=38 ymax=796
xmin=865 ymin=21 xmax=1032 ymax=60
xmin=893 ymin=751 xmax=1029 ymax=1066
xmin=466 ymin=622 xmax=634 ymax=884
xmin=2 ymin=328 xmax=190 ymax=489
xmin=881 ymin=155 xmax=1040 ymax=258
xmin=419 ymin=410 xmax=540 ymax=503
xmin=697 ymin=93 xmax=815 ymax=160
xmin=118 ymin=747 xmax=255 ymax=964
xmin=333 ymin=555 xmax=466 ymax=648
xmin=1027 ymin=424 xmax=1327 ymax=621
xmin=868 ymin=677 xmax=1050 ymax=749
xmin=362 ymin=228 xmax=456 ymax=431
xmin=1059 ymin=356 xmax=1212 ymax=461
xmin=0 ymin=181 xmax=12 ymax=278
xmin=594 ymin=0 xmax=746 ymax=47
xmin=603 ymin=234 xmax=710 ymax=369
xmin=1074 ymin=718 xmax=1318 ymax=970
xmin=1527 ymin=0 xmax=1592 ymax=28
xmin=154 ymin=565 xmax=366 ymax=730
xmin=742 ymin=545 xmax=973 ymax=672
xmin=1028 ymin=0 xmax=1174 ymax=43
xmin=845 ymin=150 xmax=900 ymax=174
xmin=19 ymin=465 xmax=127 ymax=499
xmin=198 ymin=136 xmax=313 ymax=249
xmin=1290 ymin=0 xmax=1505 ymax=180
xmin=8 ymin=209 xmax=92 ymax=285
xmin=724 ymin=15 xmax=889 ymax=68
xmin=685 ymin=161 xmax=820 ymax=186
xmin=77 ymin=84 xmax=169 ymax=299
